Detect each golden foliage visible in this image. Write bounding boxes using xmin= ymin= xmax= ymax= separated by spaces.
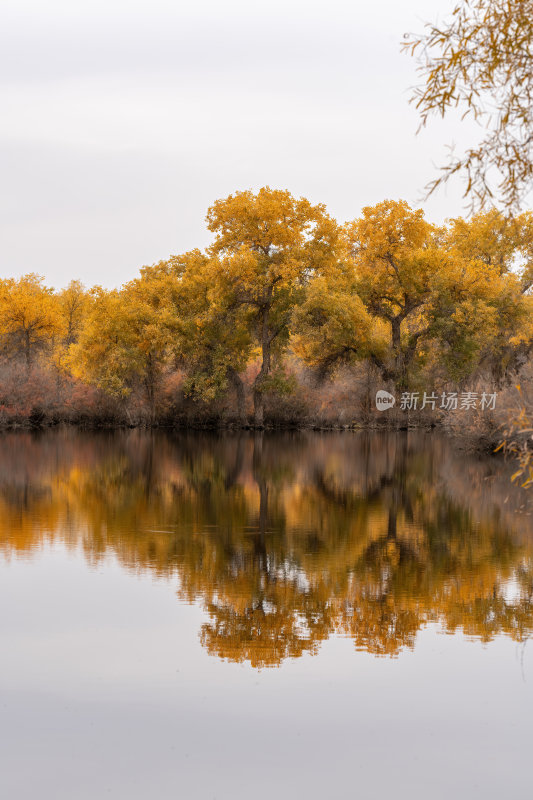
xmin=0 ymin=192 xmax=531 ymax=443
xmin=0 ymin=274 xmax=61 ymax=366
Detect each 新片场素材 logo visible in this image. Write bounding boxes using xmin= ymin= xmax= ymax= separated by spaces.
xmin=375 ymin=390 xmax=395 ymax=411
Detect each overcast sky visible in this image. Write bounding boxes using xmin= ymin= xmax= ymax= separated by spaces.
xmin=1 ymin=0 xmax=472 ymax=289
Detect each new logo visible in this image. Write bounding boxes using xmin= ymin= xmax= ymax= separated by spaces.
xmin=375 ymin=390 xmax=396 ymax=411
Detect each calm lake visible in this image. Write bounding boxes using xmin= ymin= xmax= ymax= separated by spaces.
xmin=1 ymin=429 xmax=532 ymax=799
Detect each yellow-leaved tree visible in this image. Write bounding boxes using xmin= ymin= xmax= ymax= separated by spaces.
xmin=69 ymin=273 xmax=176 ymax=421
xmin=403 ymin=1 xmax=533 ymax=485
xmin=0 ymin=273 xmax=61 ymax=368
xmin=206 ymin=187 xmax=340 ymax=426
xmin=143 ymin=249 xmax=254 ymax=424
xmin=294 ymin=200 xmax=532 ymax=393
xmin=443 ymin=209 xmax=533 ymax=382
xmin=52 ymin=279 xmax=90 ymax=373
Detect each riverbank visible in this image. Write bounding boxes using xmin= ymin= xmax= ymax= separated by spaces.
xmin=0 ymin=413 xmax=500 ymax=459
xmin=0 ymin=359 xmax=527 ymax=458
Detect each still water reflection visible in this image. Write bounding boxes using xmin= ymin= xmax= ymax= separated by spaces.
xmin=1 ymin=429 xmax=532 ymax=666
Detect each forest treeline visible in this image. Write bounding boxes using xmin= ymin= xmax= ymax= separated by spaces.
xmin=1 ymin=188 xmax=533 ymax=438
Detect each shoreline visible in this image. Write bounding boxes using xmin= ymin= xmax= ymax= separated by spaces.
xmin=0 ymin=416 xmax=499 ymax=454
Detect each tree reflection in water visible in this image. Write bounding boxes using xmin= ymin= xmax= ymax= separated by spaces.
xmin=0 ymin=429 xmax=532 ymax=667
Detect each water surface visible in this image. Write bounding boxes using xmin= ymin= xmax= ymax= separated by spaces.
xmin=0 ymin=430 xmax=532 ymax=799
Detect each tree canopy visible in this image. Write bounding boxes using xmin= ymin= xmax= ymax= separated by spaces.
xmin=0 ymin=190 xmax=531 ymax=431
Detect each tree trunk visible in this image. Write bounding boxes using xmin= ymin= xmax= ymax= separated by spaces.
xmin=253 ymin=307 xmax=271 ymax=428
xmin=390 ymin=315 xmax=413 ymax=428
xmin=228 ymin=367 xmax=246 ymax=426
xmin=24 ymin=330 xmax=31 ymax=370
xmin=391 ymin=316 xmax=404 ymax=389
xmin=253 ymin=387 xmax=265 ymax=428
xmin=145 ymin=354 xmax=157 ymax=425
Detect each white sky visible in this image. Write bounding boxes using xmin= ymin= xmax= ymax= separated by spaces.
xmin=1 ymin=0 xmax=473 ymax=289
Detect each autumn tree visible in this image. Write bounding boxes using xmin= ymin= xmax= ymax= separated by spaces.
xmin=206 ymin=187 xmax=339 ymax=426
xmin=295 ymin=199 xmax=443 ymax=389
xmin=57 ymin=280 xmax=89 ymax=346
xmin=291 ymin=274 xmax=386 ymax=380
xmin=69 ymin=276 xmax=176 ymax=420
xmin=293 ymin=201 xmax=470 ymax=389
xmin=403 ymin=4 xmax=533 ymax=482
xmin=404 ymin=0 xmax=533 ymax=211
xmin=346 ymin=200 xmax=442 ymax=389
xmin=146 ymin=250 xmax=254 ymax=424
xmin=442 ymin=209 xmax=533 ymax=381
xmin=179 ymin=292 xmax=252 ymax=424
xmin=0 ymin=273 xmax=61 ymax=367
xmin=50 ymin=279 xmax=90 ymax=373
xmin=294 ymin=200 xmax=532 ymax=392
